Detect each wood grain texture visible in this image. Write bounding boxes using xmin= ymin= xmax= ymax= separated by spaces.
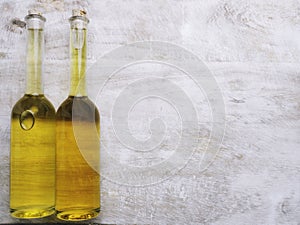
xmin=0 ymin=0 xmax=300 ymax=224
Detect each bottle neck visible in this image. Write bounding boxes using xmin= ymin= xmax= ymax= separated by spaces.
xmin=69 ymin=19 xmax=88 ymax=97
xmin=25 ymin=15 xmax=45 ymax=95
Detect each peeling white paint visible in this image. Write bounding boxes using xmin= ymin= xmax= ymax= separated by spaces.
xmin=0 ymin=0 xmax=299 ymax=224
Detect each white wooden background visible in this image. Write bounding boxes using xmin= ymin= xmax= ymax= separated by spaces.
xmin=0 ymin=0 xmax=300 ymax=224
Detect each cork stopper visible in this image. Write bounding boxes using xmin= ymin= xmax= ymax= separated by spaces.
xmin=28 ymin=9 xmax=42 ymax=15
xmin=25 ymin=9 xmax=46 ymax=22
xmin=69 ymin=9 xmax=89 ymax=23
xmin=72 ymin=9 xmax=87 ymax=17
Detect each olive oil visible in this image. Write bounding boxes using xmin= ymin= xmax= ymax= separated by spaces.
xmin=10 ymin=96 xmax=55 ymax=218
xmin=56 ymin=10 xmax=100 ymax=221
xmin=10 ymin=11 xmax=55 ymax=218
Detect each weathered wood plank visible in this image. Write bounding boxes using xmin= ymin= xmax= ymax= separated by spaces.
xmin=0 ymin=0 xmax=299 ymax=224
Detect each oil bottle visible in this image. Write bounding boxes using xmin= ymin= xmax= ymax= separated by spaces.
xmin=10 ymin=10 xmax=56 ymax=218
xmin=55 ymin=9 xmax=100 ymax=221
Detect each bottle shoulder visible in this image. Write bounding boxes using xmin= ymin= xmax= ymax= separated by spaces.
xmin=57 ymin=96 xmax=99 ymax=121
xmin=12 ymin=94 xmax=55 ymax=118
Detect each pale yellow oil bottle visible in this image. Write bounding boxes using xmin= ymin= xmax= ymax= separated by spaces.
xmin=55 ymin=9 xmax=100 ymax=221
xmin=10 ymin=95 xmax=55 ymax=218
xmin=10 ymin=11 xmax=56 ymax=219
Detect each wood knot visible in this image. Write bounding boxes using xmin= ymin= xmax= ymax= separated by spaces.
xmin=11 ymin=18 xmax=26 ymax=28
xmin=6 ymin=18 xmax=26 ymax=34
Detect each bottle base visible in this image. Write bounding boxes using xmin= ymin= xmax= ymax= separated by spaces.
xmin=10 ymin=206 xmax=55 ymax=219
xmin=56 ymin=208 xmax=100 ymax=221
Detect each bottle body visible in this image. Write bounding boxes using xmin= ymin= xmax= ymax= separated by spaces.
xmin=10 ymin=11 xmax=56 ymax=219
xmin=55 ymin=10 xmax=100 ymax=221
xmin=10 ymin=94 xmax=56 ymax=218
xmin=56 ymin=96 xmax=100 ymax=221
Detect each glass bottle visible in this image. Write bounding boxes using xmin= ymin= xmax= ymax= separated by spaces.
xmin=56 ymin=9 xmax=100 ymax=221
xmin=10 ymin=10 xmax=56 ymax=218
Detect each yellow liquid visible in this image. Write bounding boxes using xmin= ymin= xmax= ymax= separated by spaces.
xmin=10 ymin=94 xmax=56 ymax=218
xmin=56 ymin=96 xmax=100 ymax=221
